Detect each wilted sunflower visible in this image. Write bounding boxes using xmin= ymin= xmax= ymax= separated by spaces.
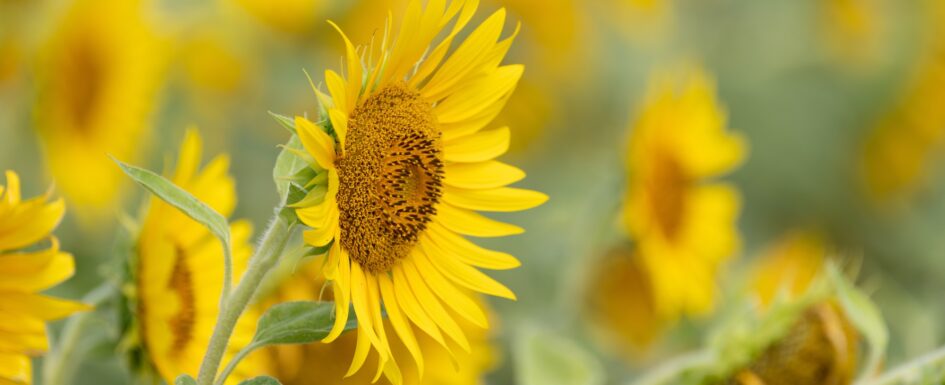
xmin=292 ymin=0 xmax=546 ymax=381
xmin=0 ymin=170 xmax=88 ymax=385
xmin=261 ymin=256 xmax=497 ymax=385
xmin=623 ymin=68 xmax=746 ymax=319
xmin=34 ymin=0 xmax=164 ymax=217
xmin=134 ymin=130 xmax=270 ymax=383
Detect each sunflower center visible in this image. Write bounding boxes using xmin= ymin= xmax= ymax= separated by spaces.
xmin=63 ymin=37 xmax=105 ymax=131
xmin=335 ymin=83 xmax=443 ymax=273
xmin=648 ymin=149 xmax=689 ymax=240
xmin=168 ymin=245 xmax=196 ymax=354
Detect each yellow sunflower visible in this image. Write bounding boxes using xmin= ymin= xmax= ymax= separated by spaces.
xmin=135 ymin=130 xmax=270 ymax=383
xmin=623 ymin=68 xmax=746 ymax=319
xmin=0 ymin=170 xmax=88 ymax=385
xmin=292 ymin=0 xmax=546 ymax=381
xmin=261 ymin=256 xmax=497 ymax=385
xmin=34 ymin=0 xmax=165 ymax=217
xmin=821 ymin=0 xmax=884 ymax=68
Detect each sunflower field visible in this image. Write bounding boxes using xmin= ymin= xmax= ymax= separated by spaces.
xmin=3 ymin=0 xmax=945 ymax=384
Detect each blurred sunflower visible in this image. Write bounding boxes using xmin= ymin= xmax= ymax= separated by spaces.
xmin=623 ymin=68 xmax=746 ymax=319
xmin=584 ymin=243 xmax=663 ymax=360
xmin=293 ymin=0 xmax=546 ymax=381
xmin=861 ymin=0 xmax=945 ymax=203
xmin=0 ymin=170 xmax=88 ymax=385
xmin=261 ymin=257 xmax=497 ymax=385
xmin=230 ymin=0 xmax=331 ymax=35
xmin=821 ymin=0 xmax=884 ymax=68
xmin=133 ymin=130 xmax=270 ymax=383
xmin=34 ymin=0 xmax=165 ymax=218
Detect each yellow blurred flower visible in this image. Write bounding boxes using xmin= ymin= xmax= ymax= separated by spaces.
xmin=751 ymin=231 xmax=827 ymax=307
xmin=610 ymin=0 xmax=674 ymax=43
xmin=861 ymin=0 xmax=945 ymax=204
xmin=821 ymin=0 xmax=884 ymax=68
xmin=623 ymin=68 xmax=746 ymax=319
xmin=230 ymin=0 xmax=330 ymax=35
xmin=584 ymin=243 xmax=664 ymax=360
xmin=292 ymin=0 xmax=545 ymax=382
xmin=0 ymin=170 xmax=88 ymax=385
xmin=33 ymin=0 xmax=165 ymax=218
xmin=262 ymin=257 xmax=497 ymax=385
xmin=134 ymin=130 xmax=270 ymax=383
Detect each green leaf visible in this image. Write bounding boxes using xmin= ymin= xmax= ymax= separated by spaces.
xmin=175 ymin=375 xmax=198 ymax=385
xmin=252 ymin=301 xmax=355 ymax=347
xmin=237 ymin=376 xmax=282 ymax=385
xmin=268 ymin=111 xmax=297 ymax=134
xmin=828 ymin=265 xmax=888 ymax=380
xmin=273 ymin=134 xmax=308 ymax=200
xmin=515 ymin=327 xmax=604 ymax=385
xmin=114 ymin=159 xmax=231 ymax=250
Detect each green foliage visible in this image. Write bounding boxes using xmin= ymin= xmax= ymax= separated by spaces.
xmin=829 ymin=265 xmax=888 ymax=380
xmin=252 ymin=301 xmax=350 ymax=346
xmin=114 ymin=159 xmax=231 ymax=252
xmin=237 ymin=376 xmax=282 ymax=385
xmin=515 ymin=327 xmax=604 ymax=385
xmin=175 ymin=375 xmax=198 ymax=385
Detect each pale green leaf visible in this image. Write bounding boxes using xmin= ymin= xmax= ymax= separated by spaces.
xmin=237 ymin=376 xmax=282 ymax=385
xmin=515 ymin=327 xmax=604 ymax=385
xmin=273 ymin=134 xmax=307 ymax=200
xmin=252 ymin=301 xmax=356 ymax=346
xmin=175 ymin=375 xmax=198 ymax=385
xmin=268 ymin=111 xmax=296 ymax=134
xmin=829 ymin=265 xmax=888 ymax=380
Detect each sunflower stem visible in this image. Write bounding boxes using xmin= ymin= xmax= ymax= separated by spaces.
xmin=196 ymin=210 xmax=293 ymax=385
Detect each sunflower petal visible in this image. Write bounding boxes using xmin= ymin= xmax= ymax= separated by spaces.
xmin=436 ymin=203 xmax=523 ymax=237
xmin=412 ymin=246 xmax=488 ymax=328
xmin=435 ymin=65 xmax=523 ymax=124
xmin=444 ymin=161 xmax=525 ymax=189
xmin=443 ymin=126 xmax=510 ymax=163
xmin=378 ymin=274 xmax=424 ymax=375
xmin=420 ymin=236 xmax=516 ymax=300
xmin=426 ymin=222 xmax=520 ymax=270
xmin=295 ymin=116 xmax=336 ymax=170
xmin=401 ymin=257 xmax=471 ymax=352
xmin=392 ymin=265 xmax=449 ymax=348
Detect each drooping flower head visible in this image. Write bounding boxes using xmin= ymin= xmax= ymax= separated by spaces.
xmin=623 ymin=67 xmax=746 ymax=319
xmin=292 ymin=0 xmax=546 ymax=381
xmin=134 ymin=130 xmax=271 ymax=383
xmin=0 ymin=171 xmax=88 ymax=385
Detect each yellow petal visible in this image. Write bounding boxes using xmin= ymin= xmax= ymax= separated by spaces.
xmin=295 ymin=116 xmax=336 ymax=170
xmin=401 ymin=257 xmax=471 ymax=352
xmin=322 ymin=247 xmax=351 ymax=342
xmin=0 ymin=197 xmax=65 ymax=252
xmin=0 ymin=292 xmax=89 ymax=321
xmin=346 ymin=325 xmax=373 ymax=377
xmin=422 ymin=8 xmax=507 ymax=101
xmin=391 ymin=265 xmax=448 ymax=348
xmin=444 ymin=161 xmax=525 ymax=189
xmin=0 ymin=352 xmax=29 ymax=385
xmin=325 ymin=69 xmax=348 ymax=113
xmin=419 ymin=237 xmax=516 ymax=300
xmin=412 ymin=247 xmax=488 ymax=328
xmin=443 ymin=126 xmax=510 ymax=163
xmin=440 ymin=92 xmax=512 ymax=141
xmin=442 ymin=186 xmax=547 ymax=212
xmin=378 ymin=274 xmax=424 ymax=375
xmin=435 ymin=203 xmax=523 ymax=237
xmin=3 ymin=170 xmax=21 ymax=205
xmin=435 ymin=65 xmax=523 ymax=124
xmin=0 ymin=243 xmax=75 ymax=292
xmin=349 ymin=264 xmax=386 ymax=360
xmin=173 ymin=129 xmax=203 ymax=183
xmin=0 ymin=329 xmax=48 ymax=355
xmin=425 ymin=222 xmax=520 ymax=270
xmin=327 ymin=20 xmax=362 ymax=112
xmin=328 ymin=108 xmax=349 ymax=152
xmin=367 ymin=276 xmax=392 ymax=382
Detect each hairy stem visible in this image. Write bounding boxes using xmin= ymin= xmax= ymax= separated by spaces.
xmin=196 ymin=212 xmax=292 ymax=385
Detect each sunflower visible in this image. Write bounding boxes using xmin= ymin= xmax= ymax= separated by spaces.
xmin=134 ymin=130 xmax=271 ymax=383
xmin=622 ymin=68 xmax=746 ymax=319
xmin=292 ymin=0 xmax=546 ymax=381
xmin=0 ymin=170 xmax=88 ymax=385
xmin=261 ymin=256 xmax=497 ymax=385
xmin=34 ymin=0 xmax=165 ymax=217
xmin=821 ymin=0 xmax=884 ymax=68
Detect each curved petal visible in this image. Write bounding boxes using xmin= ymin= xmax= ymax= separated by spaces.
xmin=444 ymin=161 xmax=525 ymax=189
xmin=442 ymin=186 xmax=547 ymax=212
xmin=425 ymin=222 xmax=520 ymax=270
xmin=420 ymin=236 xmax=516 ymax=300
xmin=378 ymin=273 xmax=424 ymax=376
xmin=295 ymin=116 xmax=336 ymax=170
xmin=435 ymin=203 xmax=523 ymax=237
xmin=412 ymin=246 xmax=488 ymax=328
xmin=401 ymin=257 xmax=470 ymax=352
xmin=443 ymin=126 xmax=510 ymax=163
